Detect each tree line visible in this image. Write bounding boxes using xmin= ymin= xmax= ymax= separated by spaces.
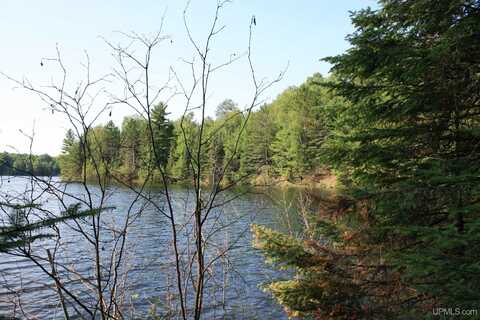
xmin=0 ymin=152 xmax=59 ymax=176
xmin=1 ymin=6 xmax=287 ymax=318
xmin=58 ymin=73 xmax=336 ymax=185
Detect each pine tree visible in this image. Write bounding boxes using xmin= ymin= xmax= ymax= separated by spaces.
xmin=271 ymin=128 xmax=299 ymax=179
xmin=254 ymin=1 xmax=480 ymax=318
xmin=267 ymin=75 xmax=331 ymax=180
xmin=151 ymin=103 xmax=174 ymax=169
xmin=240 ymin=106 xmax=276 ymax=178
xmin=58 ymin=130 xmax=85 ymax=180
xmin=321 ymin=0 xmax=480 ymax=312
xmin=213 ymin=100 xmax=243 ymax=183
xmin=102 ymin=121 xmax=121 ymax=165
xmin=0 ymin=202 xmax=102 ymax=253
xmin=168 ymin=113 xmax=197 ymax=182
xmin=295 ymin=74 xmax=330 ymax=173
xmin=205 ymin=118 xmax=225 ymax=185
xmin=120 ymin=116 xmax=145 ymax=180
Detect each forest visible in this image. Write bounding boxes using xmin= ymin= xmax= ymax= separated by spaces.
xmin=253 ymin=1 xmax=480 ymax=318
xmin=1 ymin=0 xmax=479 ymax=319
xmin=58 ymin=73 xmax=333 ymax=186
xmin=0 ymin=152 xmax=59 ymax=176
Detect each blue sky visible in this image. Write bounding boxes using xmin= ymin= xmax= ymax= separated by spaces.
xmin=0 ymin=0 xmax=376 ymax=155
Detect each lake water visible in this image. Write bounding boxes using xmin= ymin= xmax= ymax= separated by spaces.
xmin=0 ymin=176 xmax=303 ymax=319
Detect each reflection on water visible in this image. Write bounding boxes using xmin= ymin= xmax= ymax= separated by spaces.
xmin=0 ymin=177 xmax=304 ymax=319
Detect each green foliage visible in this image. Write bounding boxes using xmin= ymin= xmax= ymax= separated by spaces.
xmin=58 ymin=107 xmax=177 ymax=183
xmin=252 ymin=225 xmax=315 ymax=269
xmin=0 ymin=202 xmax=103 ymax=252
xmin=0 ymin=152 xmax=59 ymax=176
xmin=240 ymin=105 xmax=276 ymax=177
xmin=321 ymin=0 xmax=480 ymax=311
xmin=151 ymin=103 xmax=175 ymax=169
xmin=58 ymin=129 xmax=84 ymax=180
xmin=100 ymin=120 xmax=121 ymax=165
xmin=119 ymin=116 xmax=145 ymax=180
xmin=58 ymin=76 xmax=335 ymax=186
xmin=212 ymin=101 xmax=244 ymax=183
xmin=267 ymin=74 xmax=332 ymax=180
xmin=253 ymin=0 xmax=480 ymax=318
xmin=168 ymin=113 xmax=197 ymax=182
xmin=270 ymin=128 xmax=299 ymax=179
xmin=252 ymin=223 xmax=368 ymax=319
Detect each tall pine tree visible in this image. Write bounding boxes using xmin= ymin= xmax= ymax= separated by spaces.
xmin=322 ymin=0 xmax=480 ymax=312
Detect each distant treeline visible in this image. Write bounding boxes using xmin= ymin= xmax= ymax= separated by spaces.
xmin=59 ymin=73 xmax=338 ymax=185
xmin=0 ymin=152 xmax=59 ymax=176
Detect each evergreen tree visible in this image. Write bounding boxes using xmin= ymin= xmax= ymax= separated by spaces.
xmin=204 ymin=117 xmax=225 ymax=185
xmin=151 ymin=103 xmax=174 ymax=169
xmin=295 ymin=74 xmax=330 ymax=173
xmin=198 ymin=99 xmax=245 ymax=183
xmin=254 ymin=0 xmax=480 ymax=318
xmin=267 ymin=76 xmax=330 ymax=180
xmin=58 ymin=129 xmax=84 ymax=180
xmin=271 ymin=128 xmax=299 ymax=179
xmin=322 ymin=0 xmax=480 ymax=310
xmin=120 ymin=116 xmax=145 ymax=180
xmin=168 ymin=113 xmax=197 ymax=182
xmin=0 ymin=203 xmax=102 ymax=253
xmin=268 ymin=87 xmax=300 ymax=179
xmin=240 ymin=105 xmax=276 ymax=177
xmin=102 ymin=120 xmax=121 ymax=165
xmin=54 ymin=76 xmax=337 ymax=185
